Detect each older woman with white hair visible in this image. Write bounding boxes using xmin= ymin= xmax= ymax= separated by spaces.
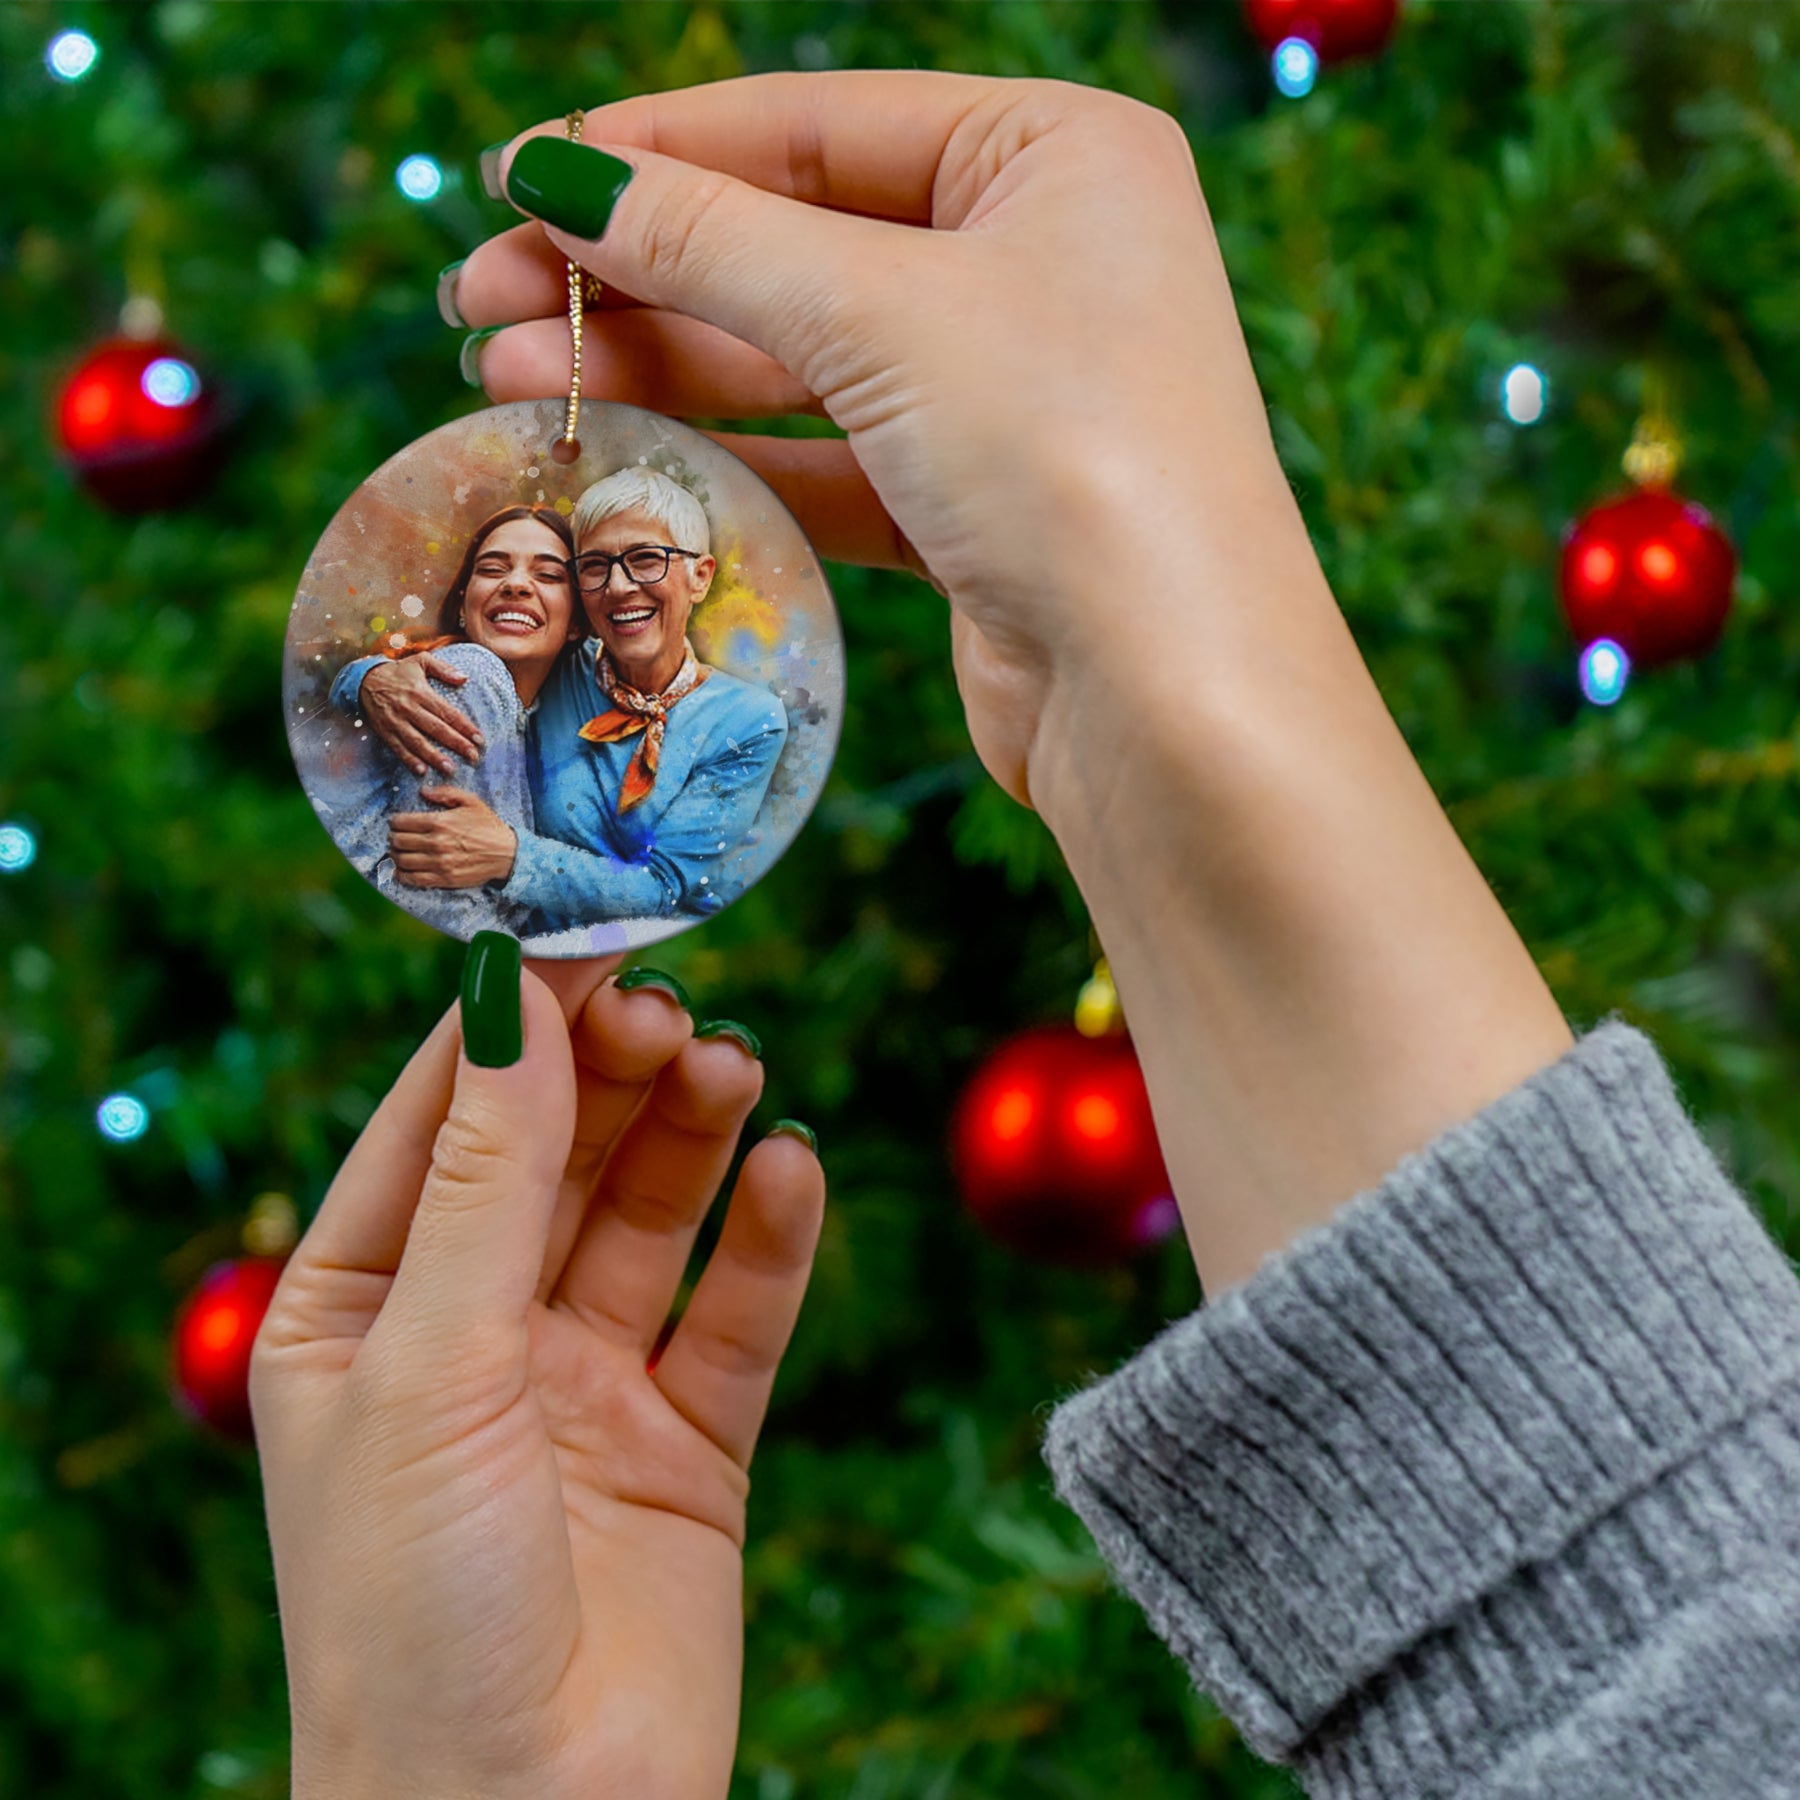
xmin=335 ymin=466 xmax=787 ymax=931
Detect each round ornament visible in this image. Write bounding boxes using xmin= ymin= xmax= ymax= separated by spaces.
xmin=284 ymin=399 xmax=843 ymax=958
xmin=55 ymin=335 xmax=225 ymax=511
xmin=1243 ymin=0 xmax=1400 ymax=62
xmin=951 ymin=1024 xmax=1178 ymax=1267
xmin=1558 ymin=488 xmax=1735 ymax=669
xmin=171 ymin=1255 xmax=287 ymax=1442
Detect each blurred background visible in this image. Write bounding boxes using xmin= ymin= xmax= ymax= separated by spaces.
xmin=3 ymin=3 xmax=1799 ymax=1796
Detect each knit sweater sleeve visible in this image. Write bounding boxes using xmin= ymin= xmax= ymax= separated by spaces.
xmin=1040 ymin=1017 xmax=1800 ymax=1798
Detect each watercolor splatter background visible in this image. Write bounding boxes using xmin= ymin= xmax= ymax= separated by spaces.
xmin=283 ymin=399 xmax=844 ymax=956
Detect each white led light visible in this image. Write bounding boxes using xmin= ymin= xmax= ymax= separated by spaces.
xmin=1273 ymin=37 xmax=1319 ymax=99
xmin=1502 ymin=363 xmax=1547 ymax=426
xmin=1579 ymin=637 xmax=1630 ymax=707
xmin=142 ymin=358 xmax=201 ymax=407
xmin=0 ymin=823 xmax=37 ymax=872
xmin=396 ymin=155 xmax=444 ymax=202
xmin=47 ymin=30 xmax=99 ymax=82
xmin=97 ymin=1094 xmax=151 ymax=1142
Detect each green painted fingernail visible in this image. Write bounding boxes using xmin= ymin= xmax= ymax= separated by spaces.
xmin=436 ymin=259 xmax=467 ymax=328
xmin=504 ymin=137 xmax=635 ymax=239
xmin=478 ymin=141 xmax=509 ymax=201
xmin=695 ymin=1019 xmax=762 ymax=1060
xmin=459 ymin=326 xmax=502 ymax=388
xmin=768 ymin=1119 xmax=817 ymax=1153
xmin=461 ymin=931 xmax=522 ymax=1067
xmin=615 ymin=966 xmax=691 ymax=1010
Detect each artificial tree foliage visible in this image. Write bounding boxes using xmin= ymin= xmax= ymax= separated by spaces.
xmin=3 ymin=3 xmax=1797 ymax=1796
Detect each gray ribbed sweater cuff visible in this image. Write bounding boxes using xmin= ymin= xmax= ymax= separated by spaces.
xmin=1040 ymin=1017 xmax=1800 ymax=1784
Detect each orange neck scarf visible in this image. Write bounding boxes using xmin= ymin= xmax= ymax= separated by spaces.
xmin=576 ymin=641 xmax=710 ymax=813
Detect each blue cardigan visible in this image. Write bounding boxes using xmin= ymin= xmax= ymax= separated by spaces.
xmin=332 ymin=640 xmax=787 ymax=929
xmin=323 ymin=642 xmax=537 ymax=940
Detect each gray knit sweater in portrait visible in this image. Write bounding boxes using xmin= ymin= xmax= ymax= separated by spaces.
xmin=1041 ymin=1018 xmax=1800 ymax=1797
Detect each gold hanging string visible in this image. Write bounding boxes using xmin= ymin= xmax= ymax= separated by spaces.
xmin=551 ymin=110 xmax=602 ymax=464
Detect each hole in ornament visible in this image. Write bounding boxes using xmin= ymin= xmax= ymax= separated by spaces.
xmin=551 ymin=437 xmax=581 ymax=465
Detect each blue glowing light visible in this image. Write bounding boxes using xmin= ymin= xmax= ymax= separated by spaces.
xmin=97 ymin=1094 xmax=150 ymax=1143
xmin=1272 ymin=37 xmax=1319 ymax=98
xmin=1579 ymin=637 xmax=1630 ymax=707
xmin=47 ymin=30 xmax=99 ymax=81
xmin=396 ymin=155 xmax=444 ymax=202
xmin=1502 ymin=363 xmax=1547 ymax=426
xmin=141 ymin=357 xmax=201 ymax=408
xmin=0 ymin=823 xmax=36 ymax=872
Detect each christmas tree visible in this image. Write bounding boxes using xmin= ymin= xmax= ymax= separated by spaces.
xmin=4 ymin=4 xmax=1798 ymax=1796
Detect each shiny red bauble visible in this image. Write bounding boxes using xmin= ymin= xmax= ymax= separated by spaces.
xmin=1558 ymin=489 xmax=1736 ymax=669
xmin=171 ymin=1256 xmax=286 ymax=1442
xmin=54 ymin=336 xmax=225 ymax=510
xmin=951 ymin=1025 xmax=1178 ymax=1266
xmin=1243 ymin=0 xmax=1400 ymax=61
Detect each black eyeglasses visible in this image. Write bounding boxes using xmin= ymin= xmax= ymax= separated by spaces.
xmin=571 ymin=545 xmax=703 ymax=592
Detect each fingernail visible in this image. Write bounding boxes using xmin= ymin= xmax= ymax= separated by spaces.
xmin=504 ymin=137 xmax=635 ymax=239
xmin=436 ymin=259 xmax=467 ymax=328
xmin=615 ymin=966 xmax=692 ymax=1010
xmin=694 ymin=1018 xmax=761 ymax=1060
xmin=461 ymin=930 xmax=522 ymax=1067
xmin=478 ymin=140 xmax=509 ymax=201
xmin=460 ymin=326 xmax=502 ymax=388
xmin=768 ymin=1118 xmax=817 ymax=1154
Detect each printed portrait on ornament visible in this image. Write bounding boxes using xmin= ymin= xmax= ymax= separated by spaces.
xmin=283 ymin=400 xmax=843 ymax=958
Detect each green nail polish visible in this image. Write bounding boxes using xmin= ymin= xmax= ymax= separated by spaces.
xmin=478 ymin=141 xmax=510 ymax=201
xmin=461 ymin=931 xmax=522 ymax=1067
xmin=768 ymin=1118 xmax=817 ymax=1154
xmin=436 ymin=259 xmax=467 ymax=329
xmin=614 ymin=966 xmax=691 ymax=1010
xmin=695 ymin=1019 xmax=762 ymax=1060
xmin=504 ymin=137 xmax=635 ymax=239
xmin=459 ymin=326 xmax=502 ymax=388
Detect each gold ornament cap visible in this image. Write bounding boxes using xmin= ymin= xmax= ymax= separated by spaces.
xmin=1075 ymin=957 xmax=1124 ymax=1038
xmin=242 ymin=1191 xmax=299 ymax=1258
xmin=1623 ymin=373 xmax=1682 ymax=489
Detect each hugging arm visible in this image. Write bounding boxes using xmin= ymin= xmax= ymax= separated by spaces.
xmin=331 ymin=654 xmax=483 ymax=776
xmin=502 ymin=719 xmax=785 ymax=925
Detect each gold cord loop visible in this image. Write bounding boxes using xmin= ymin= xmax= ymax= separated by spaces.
xmin=552 ymin=109 xmax=599 ymax=464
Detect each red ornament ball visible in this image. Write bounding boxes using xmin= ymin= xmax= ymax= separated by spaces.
xmin=171 ymin=1256 xmax=287 ymax=1442
xmin=55 ymin=336 xmax=225 ymax=511
xmin=1559 ymin=489 xmax=1736 ymax=670
xmin=951 ymin=1025 xmax=1178 ymax=1266
xmin=1243 ymin=0 xmax=1400 ymax=61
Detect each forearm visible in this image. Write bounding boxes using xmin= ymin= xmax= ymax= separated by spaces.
xmin=1031 ymin=474 xmax=1573 ymax=1297
xmin=330 ymin=656 xmax=381 ymax=715
xmin=503 ymin=825 xmax=678 ymax=921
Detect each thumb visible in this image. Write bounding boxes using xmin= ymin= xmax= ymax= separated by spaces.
xmin=496 ymin=135 xmax=916 ymax=386
xmin=422 ymin=654 xmax=467 ymax=683
xmin=379 ymin=937 xmax=575 ymax=1354
xmin=419 ymin=785 xmax=475 ymax=807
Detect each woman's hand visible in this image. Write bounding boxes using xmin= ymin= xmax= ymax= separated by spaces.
xmin=454 ymin=75 xmax=1574 ymax=1298
xmin=252 ymin=958 xmax=825 ymax=1800
xmin=389 ymin=787 xmax=517 ymax=887
xmin=359 ymin=655 xmax=484 ymax=778
xmin=453 ymin=72 xmax=1306 ymax=820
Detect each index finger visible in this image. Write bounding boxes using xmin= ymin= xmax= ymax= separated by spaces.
xmin=493 ymin=68 xmax=1006 ymax=225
